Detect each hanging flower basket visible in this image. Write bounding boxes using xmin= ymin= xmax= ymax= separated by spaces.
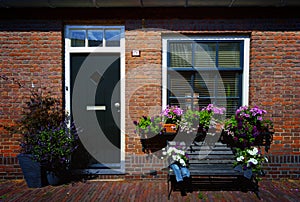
xmin=193 ymin=130 xmax=207 ymax=143
xmin=253 ymin=129 xmax=274 ymax=145
xmin=223 ymin=106 xmax=274 ymax=149
xmin=140 ymin=132 xmax=177 ymax=154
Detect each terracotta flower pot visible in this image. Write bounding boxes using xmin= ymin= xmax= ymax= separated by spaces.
xmin=163 ymin=124 xmax=178 ymax=134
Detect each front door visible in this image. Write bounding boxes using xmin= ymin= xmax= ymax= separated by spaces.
xmin=70 ymin=53 xmax=122 ymax=173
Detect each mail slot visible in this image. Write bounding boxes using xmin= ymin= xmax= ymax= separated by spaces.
xmin=86 ymin=106 xmax=106 ymax=111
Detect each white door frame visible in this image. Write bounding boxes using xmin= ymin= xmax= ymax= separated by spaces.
xmin=64 ymin=25 xmax=125 ymax=174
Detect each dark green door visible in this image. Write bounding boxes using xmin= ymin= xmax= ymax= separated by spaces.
xmin=70 ymin=53 xmax=121 ymax=173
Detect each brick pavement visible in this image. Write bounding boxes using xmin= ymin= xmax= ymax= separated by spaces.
xmin=0 ymin=179 xmax=299 ymax=202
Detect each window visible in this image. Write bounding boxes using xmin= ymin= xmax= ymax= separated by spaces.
xmin=68 ymin=27 xmax=122 ymax=48
xmin=163 ymin=36 xmax=250 ymax=117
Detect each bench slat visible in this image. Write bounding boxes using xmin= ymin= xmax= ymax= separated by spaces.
xmin=189 ymin=164 xmax=235 ymax=169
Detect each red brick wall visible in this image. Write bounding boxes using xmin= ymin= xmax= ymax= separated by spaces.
xmin=125 ymin=29 xmax=165 ymax=179
xmin=0 ymin=14 xmax=299 ymax=180
xmin=0 ymin=20 xmax=63 ymax=179
xmin=249 ymin=31 xmax=300 ymax=179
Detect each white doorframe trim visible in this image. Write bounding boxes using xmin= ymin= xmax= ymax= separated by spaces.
xmin=64 ymin=25 xmax=125 ymax=174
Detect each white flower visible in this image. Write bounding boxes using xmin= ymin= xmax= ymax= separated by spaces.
xmin=167 ymin=147 xmax=174 ymax=154
xmin=178 ymin=150 xmax=185 ymax=156
xmin=173 ymin=148 xmax=180 ymax=154
xmin=248 ymin=158 xmax=258 ymax=165
xmin=252 ymin=147 xmax=258 ymax=154
xmin=164 ymin=144 xmax=188 ymax=167
xmin=179 ymin=159 xmax=186 ymax=167
xmin=176 ymin=155 xmax=182 ymax=162
xmin=236 ymin=156 xmax=244 ymax=162
xmin=247 ymin=147 xmax=258 ymax=156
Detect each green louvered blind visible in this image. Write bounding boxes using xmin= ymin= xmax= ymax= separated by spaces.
xmin=218 ymin=43 xmax=240 ymax=68
xmin=194 ymin=43 xmax=216 ymax=68
xmin=169 ymin=41 xmax=241 ymax=69
xmin=167 ymin=41 xmax=243 ymax=117
xmin=169 ymin=42 xmax=192 ymax=67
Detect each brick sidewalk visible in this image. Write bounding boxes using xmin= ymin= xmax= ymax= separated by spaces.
xmin=0 ymin=179 xmax=299 ymax=202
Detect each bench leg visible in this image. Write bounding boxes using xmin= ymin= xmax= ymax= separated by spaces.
xmin=168 ymin=187 xmax=172 ymax=200
xmin=167 ymin=175 xmax=173 ymax=200
xmin=254 ymin=189 xmax=261 ymax=200
xmin=252 ymin=177 xmax=261 ymax=200
xmin=239 ymin=175 xmax=261 ymax=199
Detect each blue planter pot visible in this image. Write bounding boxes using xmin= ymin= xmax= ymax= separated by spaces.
xmin=46 ymin=171 xmax=62 ymax=186
xmin=17 ymin=154 xmax=48 ymax=188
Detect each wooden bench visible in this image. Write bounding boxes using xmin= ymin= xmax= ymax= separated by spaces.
xmin=167 ymin=141 xmax=261 ymax=200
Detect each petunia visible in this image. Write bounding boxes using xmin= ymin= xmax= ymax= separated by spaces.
xmin=248 ymin=158 xmax=258 ymax=165
xmin=237 ymin=156 xmax=244 ymax=162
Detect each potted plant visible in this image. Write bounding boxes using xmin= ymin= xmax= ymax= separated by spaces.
xmin=30 ymin=118 xmax=79 ymax=185
xmin=233 ymin=146 xmax=268 ymax=181
xmin=1 ymin=75 xmax=79 ymax=187
xmin=161 ymin=143 xmax=189 ymax=168
xmin=222 ymin=105 xmax=274 ymax=181
xmin=16 ymin=90 xmax=79 ymax=186
xmin=161 ymin=142 xmax=191 ymax=195
xmin=134 ymin=105 xmax=184 ymax=136
xmin=134 ymin=115 xmax=164 ymax=138
xmin=134 ymin=115 xmax=177 ymax=154
xmin=134 ymin=105 xmax=183 ymax=153
xmin=179 ymin=104 xmax=226 ymax=142
xmin=161 ymin=105 xmax=183 ymax=133
xmin=222 ymin=105 xmax=274 ymax=149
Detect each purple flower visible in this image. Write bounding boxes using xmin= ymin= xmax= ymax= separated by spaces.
xmin=161 ymin=105 xmax=183 ymax=124
xmin=238 ymin=120 xmax=243 ymax=129
xmin=173 ymin=106 xmax=183 ymax=116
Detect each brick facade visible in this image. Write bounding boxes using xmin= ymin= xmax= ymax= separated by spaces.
xmin=0 ymin=8 xmax=299 ymax=180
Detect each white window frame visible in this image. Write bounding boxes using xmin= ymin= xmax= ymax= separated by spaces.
xmin=64 ymin=25 xmax=125 ymax=174
xmin=162 ymin=35 xmax=250 ymax=110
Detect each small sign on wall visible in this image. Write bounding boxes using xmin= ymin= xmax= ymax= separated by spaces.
xmin=131 ymin=50 xmax=140 ymax=57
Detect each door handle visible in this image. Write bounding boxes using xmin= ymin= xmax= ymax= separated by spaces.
xmin=86 ymin=106 xmax=106 ymax=111
xmin=114 ymin=102 xmax=120 ymax=108
xmin=114 ymin=102 xmax=120 ymax=113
